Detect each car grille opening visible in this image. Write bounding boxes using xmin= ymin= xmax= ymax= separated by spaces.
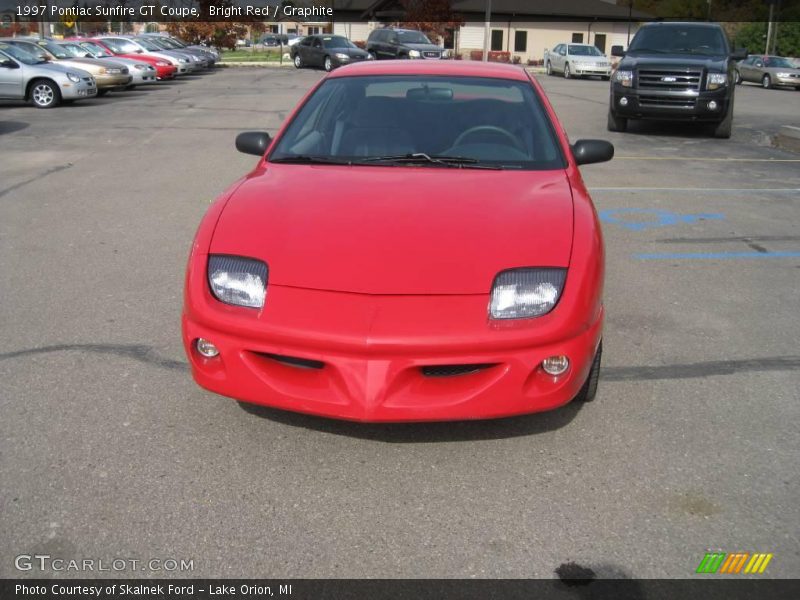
xmin=639 ymin=95 xmax=697 ymax=108
xmin=420 ymin=363 xmax=496 ymax=378
xmin=637 ymin=69 xmax=702 ymax=91
xmin=258 ymin=353 xmax=325 ymax=370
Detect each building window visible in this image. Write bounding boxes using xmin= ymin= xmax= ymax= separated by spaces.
xmin=514 ymin=30 xmax=527 ymax=53
xmin=594 ymin=34 xmax=607 ymax=53
xmin=491 ymin=30 xmax=504 ymax=51
xmin=307 ymin=26 xmax=322 ymax=35
xmin=443 ymin=28 xmax=456 ymax=50
xmin=571 ymin=33 xmax=584 ymax=43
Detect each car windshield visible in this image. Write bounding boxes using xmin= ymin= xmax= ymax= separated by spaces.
xmin=80 ymin=42 xmax=113 ymax=57
xmin=13 ymin=42 xmax=52 ymax=61
xmin=269 ymin=75 xmax=564 ymax=170
xmin=58 ymin=43 xmax=88 ymax=58
xmin=142 ymin=37 xmax=169 ymax=49
xmin=0 ymin=43 xmax=42 ymax=65
xmin=628 ymin=25 xmax=726 ymax=55
xmin=101 ymin=38 xmax=139 ymax=54
xmin=764 ymin=56 xmax=794 ymax=68
xmin=569 ymin=45 xmax=603 ymax=56
xmin=397 ymin=31 xmax=431 ymax=44
xmin=322 ymin=36 xmax=356 ymax=49
xmin=135 ymin=38 xmax=162 ymax=51
xmin=39 ymin=41 xmax=71 ymax=59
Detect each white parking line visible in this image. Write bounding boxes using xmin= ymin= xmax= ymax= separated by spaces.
xmin=590 ymin=187 xmax=800 ymax=193
xmin=615 ymin=157 xmax=800 ymax=162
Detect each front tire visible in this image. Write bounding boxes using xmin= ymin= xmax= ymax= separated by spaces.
xmin=323 ymin=56 xmax=333 ymax=72
xmin=546 ymin=61 xmax=553 ymax=75
xmin=607 ymin=108 xmax=628 ymax=132
xmin=564 ymin=63 xmax=571 ymax=79
xmin=30 ymin=79 xmax=61 ymax=109
xmin=735 ymin=70 xmax=742 ymax=84
xmin=293 ymin=54 xmax=303 ymax=69
xmin=97 ymin=89 xmax=110 ymax=97
xmin=762 ymin=74 xmax=772 ymax=89
xmin=712 ymin=95 xmax=734 ymax=139
xmin=574 ymin=342 xmax=602 ymax=403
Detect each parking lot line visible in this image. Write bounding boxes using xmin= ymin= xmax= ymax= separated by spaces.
xmin=615 ymin=157 xmax=800 ymax=162
xmin=590 ymin=187 xmax=800 ymax=193
xmin=636 ymin=251 xmax=800 ymax=260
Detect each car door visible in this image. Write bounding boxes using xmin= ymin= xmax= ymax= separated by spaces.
xmin=310 ymin=37 xmax=324 ymax=66
xmin=0 ymin=51 xmax=24 ymax=99
xmin=551 ymin=45 xmax=564 ymax=72
xmin=296 ymin=36 xmax=311 ymax=62
xmin=751 ymin=58 xmax=765 ymax=81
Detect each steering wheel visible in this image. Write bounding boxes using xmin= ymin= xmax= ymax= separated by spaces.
xmin=452 ymin=125 xmax=523 ymax=151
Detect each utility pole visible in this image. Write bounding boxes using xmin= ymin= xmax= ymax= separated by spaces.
xmin=765 ymin=1 xmax=774 ymax=54
xmin=482 ymin=0 xmax=491 ymax=61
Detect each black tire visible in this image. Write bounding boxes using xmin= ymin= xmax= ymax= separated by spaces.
xmin=546 ymin=60 xmax=552 ymax=76
xmin=712 ymin=94 xmax=734 ymax=139
xmin=607 ymin=108 xmax=628 ymax=132
xmin=601 ymin=75 xmax=610 ymax=81
xmin=574 ymin=342 xmax=602 ymax=403
xmin=762 ymin=74 xmax=772 ymax=89
xmin=29 ymin=79 xmax=61 ymax=108
xmin=323 ymin=55 xmax=333 ymax=72
xmin=125 ymin=84 xmax=136 ymax=91
xmin=97 ymin=89 xmax=110 ymax=97
xmin=563 ymin=63 xmax=571 ymax=79
xmin=293 ymin=54 xmax=302 ymax=69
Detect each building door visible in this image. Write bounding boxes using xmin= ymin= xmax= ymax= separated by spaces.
xmin=594 ymin=34 xmax=607 ymax=53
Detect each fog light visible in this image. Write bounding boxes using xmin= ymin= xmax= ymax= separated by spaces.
xmin=195 ymin=338 xmax=219 ymax=358
xmin=542 ymin=355 xmax=570 ymax=376
xmin=619 ymin=96 xmax=628 ymax=107
xmin=708 ymin=100 xmax=718 ymax=110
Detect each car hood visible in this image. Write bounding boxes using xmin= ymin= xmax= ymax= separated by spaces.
xmin=403 ymin=43 xmax=442 ymax=52
xmin=570 ymin=55 xmax=609 ymax=63
xmin=334 ymin=48 xmax=369 ymax=57
xmin=620 ymin=53 xmax=728 ymax=70
xmin=55 ymin=57 xmax=124 ymax=72
xmin=210 ymin=165 xmax=574 ymax=295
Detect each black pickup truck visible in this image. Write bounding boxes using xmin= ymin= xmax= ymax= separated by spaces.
xmin=608 ymin=22 xmax=747 ymax=138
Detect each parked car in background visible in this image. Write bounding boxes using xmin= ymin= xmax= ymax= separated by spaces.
xmin=98 ymin=36 xmax=194 ymax=74
xmin=292 ymin=34 xmax=371 ymax=71
xmin=736 ymin=55 xmax=800 ymax=89
xmin=2 ymin=39 xmax=131 ymax=95
xmin=366 ymin=28 xmax=444 ymax=60
xmin=139 ymin=35 xmax=213 ymax=68
xmin=0 ymin=42 xmax=96 ymax=108
xmin=545 ymin=43 xmax=612 ymax=79
xmin=608 ymin=22 xmax=746 ymax=138
xmin=86 ymin=37 xmax=177 ymax=80
xmin=64 ymin=40 xmax=157 ymax=88
xmin=141 ymin=33 xmax=220 ymax=62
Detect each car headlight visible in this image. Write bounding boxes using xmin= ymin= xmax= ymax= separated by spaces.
xmin=180 ymin=58 xmax=189 ymax=63
xmin=408 ymin=50 xmax=421 ymax=58
xmin=134 ymin=64 xmax=146 ymax=70
xmin=66 ymin=72 xmax=81 ymax=83
xmin=707 ymin=72 xmax=728 ymax=90
xmin=614 ymin=70 xmax=633 ymax=87
xmin=489 ymin=268 xmax=567 ymax=320
xmin=776 ymin=72 xmax=791 ymax=78
xmin=98 ymin=67 xmax=107 ymax=74
xmin=156 ymin=61 xmax=170 ymax=67
xmin=367 ymin=53 xmax=375 ymax=60
xmin=335 ymin=53 xmax=350 ymax=60
xmin=208 ymin=255 xmax=268 ymax=309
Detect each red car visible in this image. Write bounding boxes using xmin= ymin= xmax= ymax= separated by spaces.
xmin=183 ymin=60 xmax=613 ymax=422
xmin=77 ymin=37 xmax=177 ymax=80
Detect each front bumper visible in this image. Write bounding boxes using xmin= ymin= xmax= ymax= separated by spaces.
xmin=60 ymin=78 xmax=97 ymax=99
xmin=774 ymin=74 xmax=800 ymax=87
xmin=183 ymin=282 xmax=603 ymax=422
xmin=611 ymin=85 xmax=730 ymax=121
xmin=130 ymin=70 xmax=158 ymax=85
xmin=572 ymin=64 xmax=611 ymax=76
xmin=96 ymin=73 xmax=133 ymax=88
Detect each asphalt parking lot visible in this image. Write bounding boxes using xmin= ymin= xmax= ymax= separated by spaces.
xmin=1 ymin=67 xmax=798 ymax=579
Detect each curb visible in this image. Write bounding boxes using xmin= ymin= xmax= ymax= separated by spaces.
xmin=774 ymin=125 xmax=800 ymax=153
xmin=218 ymin=62 xmax=293 ymax=68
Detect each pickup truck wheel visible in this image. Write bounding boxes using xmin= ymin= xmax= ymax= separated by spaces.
xmin=30 ymin=79 xmax=61 ymax=108
xmin=563 ymin=63 xmax=571 ymax=79
xmin=762 ymin=74 xmax=772 ymax=89
xmin=546 ymin=61 xmax=553 ymax=75
xmin=607 ymin=108 xmax=627 ymax=132
xmin=712 ymin=96 xmax=734 ymax=139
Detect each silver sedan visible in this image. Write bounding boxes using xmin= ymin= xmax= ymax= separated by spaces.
xmin=736 ymin=55 xmax=800 ymax=90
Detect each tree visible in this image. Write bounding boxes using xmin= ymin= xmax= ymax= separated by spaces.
xmin=731 ymin=21 xmax=800 ymax=57
xmin=400 ymin=0 xmax=463 ymax=42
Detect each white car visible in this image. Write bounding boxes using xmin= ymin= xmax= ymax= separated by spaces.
xmin=545 ymin=43 xmax=612 ymax=80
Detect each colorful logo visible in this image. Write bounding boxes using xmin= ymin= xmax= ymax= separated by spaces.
xmin=696 ymin=552 xmax=773 ymax=574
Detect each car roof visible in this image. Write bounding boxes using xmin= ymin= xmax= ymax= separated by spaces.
xmin=641 ymin=21 xmax=721 ymax=29
xmin=327 ymin=60 xmax=529 ymax=81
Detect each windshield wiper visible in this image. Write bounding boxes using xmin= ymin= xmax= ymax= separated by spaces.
xmin=270 ymin=155 xmax=354 ymax=165
xmin=361 ymin=153 xmax=503 ymax=170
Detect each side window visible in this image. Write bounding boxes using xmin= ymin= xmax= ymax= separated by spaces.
xmin=755 ymin=59 xmax=763 ymax=67
xmin=313 ymin=38 xmax=322 ymax=49
xmin=388 ymin=32 xmax=398 ymax=44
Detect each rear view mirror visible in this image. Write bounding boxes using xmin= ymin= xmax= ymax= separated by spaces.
xmin=611 ymin=45 xmax=625 ymax=57
xmin=406 ymin=87 xmax=453 ymax=101
xmin=571 ymin=139 xmax=614 ymax=166
xmin=236 ymin=131 xmax=272 ymax=156
xmin=731 ymin=48 xmax=747 ymax=61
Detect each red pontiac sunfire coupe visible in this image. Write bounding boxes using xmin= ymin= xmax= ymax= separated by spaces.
xmin=183 ymin=60 xmax=613 ymax=422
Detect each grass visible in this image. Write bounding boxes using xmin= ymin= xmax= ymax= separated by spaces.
xmin=221 ymin=49 xmax=286 ymax=62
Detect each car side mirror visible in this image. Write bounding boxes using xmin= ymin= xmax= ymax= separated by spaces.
xmin=611 ymin=45 xmax=625 ymax=57
xmin=236 ymin=131 xmax=272 ymax=156
xmin=571 ymin=139 xmax=614 ymax=166
xmin=0 ymin=59 xmax=19 ymax=69
xmin=730 ymin=48 xmax=747 ymax=61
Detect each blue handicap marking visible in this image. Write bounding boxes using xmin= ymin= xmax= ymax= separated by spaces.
xmin=598 ymin=208 xmax=725 ymax=231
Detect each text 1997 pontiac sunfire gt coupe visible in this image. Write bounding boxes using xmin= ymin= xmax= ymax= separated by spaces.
xmin=182 ymin=60 xmax=613 ymax=422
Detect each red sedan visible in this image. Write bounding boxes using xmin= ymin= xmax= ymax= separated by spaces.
xmin=183 ymin=60 xmax=613 ymax=422
xmin=77 ymin=37 xmax=177 ymax=80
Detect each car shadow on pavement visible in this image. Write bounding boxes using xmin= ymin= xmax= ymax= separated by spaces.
xmin=0 ymin=121 xmax=29 ymax=134
xmin=236 ymin=398 xmax=585 ymax=442
xmin=624 ymin=120 xmax=717 ymax=138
